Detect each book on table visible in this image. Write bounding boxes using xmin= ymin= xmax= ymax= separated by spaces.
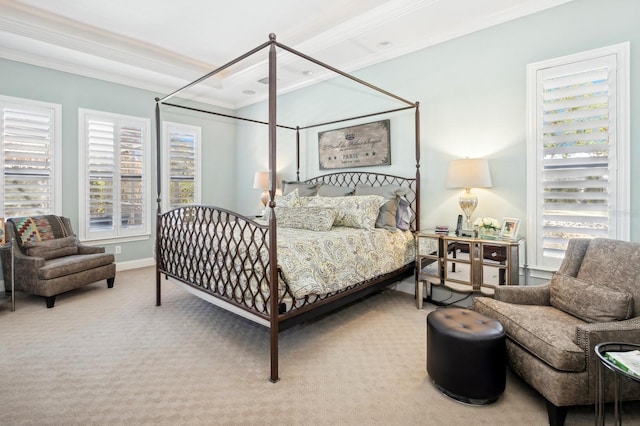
xmin=605 ymin=350 xmax=640 ymax=377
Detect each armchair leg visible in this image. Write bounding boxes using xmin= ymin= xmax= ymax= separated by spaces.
xmin=107 ymin=277 xmax=115 ymax=288
xmin=546 ymin=400 xmax=568 ymax=426
xmin=45 ymin=296 xmax=56 ymax=309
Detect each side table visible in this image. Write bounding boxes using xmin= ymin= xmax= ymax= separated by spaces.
xmin=415 ymin=231 xmax=525 ymax=308
xmin=0 ymin=238 xmax=15 ymax=312
xmin=595 ymin=342 xmax=640 ymax=425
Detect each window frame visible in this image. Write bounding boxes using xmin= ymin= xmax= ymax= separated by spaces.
xmin=0 ymin=95 xmax=62 ymax=218
xmin=526 ymin=42 xmax=630 ymax=278
xmin=78 ymin=108 xmax=151 ymax=243
xmin=161 ymin=121 xmax=202 ymax=212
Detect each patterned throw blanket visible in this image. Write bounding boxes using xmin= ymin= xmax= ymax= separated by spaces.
xmin=11 ymin=215 xmax=69 ymax=246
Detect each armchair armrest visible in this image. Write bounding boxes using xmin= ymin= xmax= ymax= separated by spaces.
xmin=575 ymin=316 xmax=640 ymax=391
xmin=575 ymin=317 xmax=640 ymax=353
xmin=494 ymin=283 xmax=551 ymax=305
xmin=12 ymin=251 xmax=46 ymax=293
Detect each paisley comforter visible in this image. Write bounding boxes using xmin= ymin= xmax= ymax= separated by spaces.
xmin=277 ymin=226 xmax=414 ymax=298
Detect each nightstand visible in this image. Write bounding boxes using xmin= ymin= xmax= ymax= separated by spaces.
xmin=415 ymin=231 xmax=525 ymax=308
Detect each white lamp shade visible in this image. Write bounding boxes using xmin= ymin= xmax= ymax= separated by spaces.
xmin=446 ymin=158 xmax=492 ymax=189
xmin=253 ymin=171 xmax=270 ymax=190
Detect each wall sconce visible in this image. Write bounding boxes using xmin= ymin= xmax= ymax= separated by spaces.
xmin=446 ymin=158 xmax=492 ymax=231
xmin=253 ymin=171 xmax=270 ymax=208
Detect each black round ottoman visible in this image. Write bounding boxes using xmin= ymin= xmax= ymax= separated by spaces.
xmin=427 ymin=307 xmax=506 ymax=405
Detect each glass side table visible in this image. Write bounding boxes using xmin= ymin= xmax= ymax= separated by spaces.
xmin=0 ymin=238 xmax=15 ymax=312
xmin=595 ymin=342 xmax=640 ymax=426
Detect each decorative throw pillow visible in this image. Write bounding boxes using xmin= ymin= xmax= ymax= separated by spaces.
xmin=317 ymin=184 xmax=355 ymax=197
xmin=281 ymin=180 xmax=320 ymax=196
xmin=274 ymin=207 xmax=337 ymax=231
xmin=549 ymin=273 xmax=633 ymax=323
xmin=396 ymin=196 xmax=412 ymax=231
xmin=11 ymin=215 xmax=69 ymax=247
xmin=354 ymin=185 xmax=410 ymax=231
xmin=24 ymin=236 xmax=79 ymax=260
xmin=303 ymin=195 xmax=386 ymax=230
xmin=376 ymin=198 xmax=398 ymax=231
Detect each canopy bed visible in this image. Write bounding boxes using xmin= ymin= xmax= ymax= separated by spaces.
xmin=154 ymin=34 xmax=421 ymax=382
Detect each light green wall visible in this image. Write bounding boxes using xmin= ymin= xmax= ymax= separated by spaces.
xmin=1 ymin=0 xmax=639 ymax=268
xmin=239 ymin=0 xmax=640 ymax=242
xmin=0 ymin=59 xmax=237 ymax=263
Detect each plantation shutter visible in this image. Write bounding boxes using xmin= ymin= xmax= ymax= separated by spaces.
xmin=529 ymin=46 xmax=629 ymax=270
xmin=82 ymin=110 xmax=149 ymax=240
xmin=120 ymin=124 xmax=144 ymax=228
xmin=1 ymin=104 xmax=56 ymax=217
xmin=168 ymin=127 xmax=197 ymax=209
xmin=87 ymin=119 xmax=115 ymax=231
xmin=161 ymin=122 xmax=201 ymax=212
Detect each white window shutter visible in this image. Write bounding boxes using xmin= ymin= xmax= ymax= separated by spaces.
xmin=87 ymin=119 xmax=115 ymax=231
xmin=79 ymin=109 xmax=150 ymax=242
xmin=162 ymin=122 xmax=201 ymax=211
xmin=538 ymin=56 xmax=615 ymax=260
xmin=527 ymin=43 xmax=630 ymax=273
xmin=1 ymin=97 xmax=61 ymax=218
xmin=119 ymin=124 xmax=144 ymax=229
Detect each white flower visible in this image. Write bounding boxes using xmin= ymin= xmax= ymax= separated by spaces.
xmin=474 ymin=217 xmax=500 ymax=230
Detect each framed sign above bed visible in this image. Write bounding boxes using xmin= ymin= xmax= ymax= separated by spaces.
xmin=318 ymin=119 xmax=390 ymax=169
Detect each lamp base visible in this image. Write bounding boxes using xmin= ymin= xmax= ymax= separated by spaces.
xmin=459 ymin=188 xmax=478 ymax=231
xmin=260 ymin=190 xmax=269 ymax=208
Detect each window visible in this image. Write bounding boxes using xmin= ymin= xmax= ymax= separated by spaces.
xmin=79 ymin=109 xmax=151 ymax=242
xmin=161 ymin=122 xmax=201 ymax=211
xmin=0 ymin=95 xmax=62 ymax=218
xmin=526 ymin=43 xmax=630 ymax=274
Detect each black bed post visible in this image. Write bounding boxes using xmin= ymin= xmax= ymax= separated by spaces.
xmin=155 ymin=99 xmax=163 ymax=307
xmin=296 ymin=127 xmax=300 ymax=181
xmin=267 ymin=34 xmax=280 ymax=383
xmin=414 ymin=101 xmax=420 ymax=232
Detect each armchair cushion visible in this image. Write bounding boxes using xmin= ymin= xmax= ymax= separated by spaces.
xmin=474 ymin=297 xmax=586 ymax=372
xmin=24 ymin=236 xmax=79 ymax=260
xmin=38 ymin=253 xmax=115 ymax=281
xmin=576 ymin=238 xmax=640 ymax=316
xmin=550 ymin=273 xmax=633 ymax=323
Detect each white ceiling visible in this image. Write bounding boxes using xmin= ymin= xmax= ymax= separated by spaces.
xmin=0 ymin=0 xmax=573 ymax=109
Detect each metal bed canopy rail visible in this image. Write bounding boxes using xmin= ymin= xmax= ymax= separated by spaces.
xmin=155 ymin=33 xmax=420 ymax=212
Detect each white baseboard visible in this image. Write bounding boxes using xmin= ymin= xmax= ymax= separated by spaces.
xmin=116 ymin=257 xmax=155 ymax=271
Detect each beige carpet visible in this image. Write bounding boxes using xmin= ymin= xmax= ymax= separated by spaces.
xmin=0 ymin=266 xmax=638 ymax=425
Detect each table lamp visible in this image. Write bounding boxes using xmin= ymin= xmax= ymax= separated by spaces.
xmin=446 ymin=158 xmax=492 ymax=231
xmin=253 ymin=171 xmax=270 ymax=209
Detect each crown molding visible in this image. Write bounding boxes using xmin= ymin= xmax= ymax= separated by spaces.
xmin=0 ymin=0 xmax=575 ymax=110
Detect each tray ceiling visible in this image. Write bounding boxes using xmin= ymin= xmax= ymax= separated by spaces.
xmin=0 ymin=0 xmax=573 ymax=109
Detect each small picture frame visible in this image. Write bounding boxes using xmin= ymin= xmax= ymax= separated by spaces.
xmin=500 ymin=217 xmax=520 ymax=240
xmin=0 ymin=218 xmax=4 ymax=244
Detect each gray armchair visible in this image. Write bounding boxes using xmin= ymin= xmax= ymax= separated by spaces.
xmin=474 ymin=238 xmax=640 ymax=425
xmin=1 ymin=215 xmax=116 ymax=308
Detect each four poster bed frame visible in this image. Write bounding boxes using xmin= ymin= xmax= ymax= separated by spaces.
xmin=154 ymin=34 xmax=421 ymax=382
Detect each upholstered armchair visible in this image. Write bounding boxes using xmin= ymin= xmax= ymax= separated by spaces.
xmin=474 ymin=238 xmax=640 ymax=426
xmin=0 ymin=215 xmax=116 ymax=308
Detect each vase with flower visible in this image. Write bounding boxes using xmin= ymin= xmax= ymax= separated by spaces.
xmin=474 ymin=217 xmax=501 ymax=239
